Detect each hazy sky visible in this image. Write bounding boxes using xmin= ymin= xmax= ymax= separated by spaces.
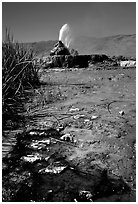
xmin=2 ymin=2 xmax=136 ymax=42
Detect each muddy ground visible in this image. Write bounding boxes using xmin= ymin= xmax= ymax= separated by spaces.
xmin=2 ymin=66 xmax=136 ymax=202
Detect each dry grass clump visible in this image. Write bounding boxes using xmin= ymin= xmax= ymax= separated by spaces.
xmin=2 ymin=29 xmax=40 ymax=127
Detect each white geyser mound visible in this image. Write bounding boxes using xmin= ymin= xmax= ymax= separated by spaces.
xmin=59 ymin=23 xmax=72 ymax=48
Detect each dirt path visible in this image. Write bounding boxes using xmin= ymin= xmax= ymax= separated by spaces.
xmin=2 ymin=67 xmax=136 ymax=202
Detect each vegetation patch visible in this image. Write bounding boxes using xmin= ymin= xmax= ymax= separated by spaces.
xmin=2 ymin=29 xmax=40 ymax=129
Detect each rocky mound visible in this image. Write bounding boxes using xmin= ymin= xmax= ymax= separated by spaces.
xmin=50 ymin=41 xmax=70 ymax=56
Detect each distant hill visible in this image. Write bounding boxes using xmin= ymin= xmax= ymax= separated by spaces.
xmin=23 ymin=40 xmax=57 ymax=57
xmin=72 ymin=34 xmax=136 ymax=57
xmin=24 ymin=34 xmax=136 ymax=58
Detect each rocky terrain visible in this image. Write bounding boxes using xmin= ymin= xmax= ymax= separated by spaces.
xmin=2 ymin=65 xmax=136 ymax=202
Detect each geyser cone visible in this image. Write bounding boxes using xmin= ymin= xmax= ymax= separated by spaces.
xmin=50 ymin=40 xmax=70 ymax=56
xmin=59 ymin=24 xmax=72 ymax=48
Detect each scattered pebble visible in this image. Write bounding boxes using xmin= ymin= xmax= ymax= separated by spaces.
xmin=29 ymin=139 xmax=51 ymax=149
xmin=74 ymin=115 xmax=85 ymax=119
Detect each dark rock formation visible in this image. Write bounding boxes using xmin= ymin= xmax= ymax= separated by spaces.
xmin=50 ymin=41 xmax=70 ymax=56
xmin=90 ymin=54 xmax=109 ymax=63
xmin=42 ymin=40 xmax=110 ymax=68
xmin=44 ymin=54 xmax=109 ymax=68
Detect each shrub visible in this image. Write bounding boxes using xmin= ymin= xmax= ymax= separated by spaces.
xmin=2 ymin=29 xmax=40 ymax=127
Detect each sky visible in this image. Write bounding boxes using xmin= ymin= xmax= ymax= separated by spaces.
xmin=2 ymin=2 xmax=136 ymax=43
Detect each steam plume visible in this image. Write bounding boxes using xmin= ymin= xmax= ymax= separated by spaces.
xmin=59 ymin=24 xmax=72 ymax=48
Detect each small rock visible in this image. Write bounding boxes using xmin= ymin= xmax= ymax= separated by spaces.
xmin=119 ymin=110 xmax=125 ymax=116
xmin=78 ymin=190 xmax=93 ymax=202
xmin=91 ymin=115 xmax=98 ymax=120
xmin=28 ymin=131 xmax=38 ymax=136
xmin=69 ymin=108 xmax=79 ymax=112
xmin=39 ymin=132 xmax=46 ymax=136
xmin=60 ymin=133 xmax=74 ymax=142
xmin=21 ymin=153 xmax=42 ymax=163
xmin=79 ymin=143 xmax=84 ymax=148
xmin=112 ymin=77 xmax=118 ymax=82
xmin=47 ymin=190 xmax=53 ymax=193
xmin=74 ymin=114 xmax=85 ymax=119
xmin=84 ymin=119 xmax=90 ymax=122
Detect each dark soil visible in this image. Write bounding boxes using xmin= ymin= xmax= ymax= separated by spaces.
xmin=2 ymin=66 xmax=136 ymax=202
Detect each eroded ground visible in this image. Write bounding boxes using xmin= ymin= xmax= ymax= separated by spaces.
xmin=2 ymin=67 xmax=136 ymax=202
